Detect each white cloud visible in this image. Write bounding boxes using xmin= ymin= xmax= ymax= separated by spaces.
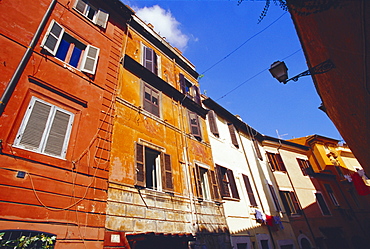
xmin=134 ymin=5 xmax=189 ymax=51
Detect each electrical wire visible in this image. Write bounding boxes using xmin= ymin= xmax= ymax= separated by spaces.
xmin=216 ymin=48 xmax=302 ymax=101
xmin=201 ymin=11 xmax=287 ymax=76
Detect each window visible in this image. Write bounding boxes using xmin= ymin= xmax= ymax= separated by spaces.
xmin=143 ymin=45 xmax=159 ymax=75
xmin=315 ymin=192 xmax=331 ymax=215
xmin=242 ymin=174 xmax=258 ymax=206
xmin=41 ymin=20 xmax=100 ymax=74
xmin=253 ymin=139 xmax=263 ymax=160
xmin=279 ymin=191 xmax=301 ymax=216
xmin=188 ymin=111 xmax=201 ymax=140
xmin=260 ymin=240 xmax=270 ymax=249
xmin=228 ymin=123 xmax=239 ymax=148
xmin=194 ymin=164 xmax=219 ymax=201
xmin=207 ymin=110 xmax=219 ymax=137
xmin=266 ymin=152 xmax=286 ymax=172
xmin=297 ymin=158 xmax=313 ymax=176
xmin=216 ymin=165 xmax=239 ymax=199
xmin=179 ymin=73 xmax=201 ymax=105
xmin=237 ymin=243 xmax=248 ymax=249
xmin=74 ymin=0 xmax=109 ymax=28
xmin=268 ymin=183 xmax=282 ymax=211
xmin=324 ymin=184 xmax=340 ymax=207
xmin=135 ymin=143 xmax=173 ymax=191
xmin=14 ymin=97 xmax=74 ymax=159
xmin=143 ymin=83 xmax=160 ymax=117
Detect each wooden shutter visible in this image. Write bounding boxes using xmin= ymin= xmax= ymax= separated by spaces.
xmin=209 ymin=169 xmax=221 ymax=201
xmin=135 ymin=143 xmax=145 ymax=187
xmin=44 ymin=109 xmax=73 ymax=157
xmin=268 ymin=184 xmax=282 ymax=211
xmin=151 ymin=89 xmax=160 ymax=117
xmin=188 ymin=111 xmax=201 ymax=139
xmin=227 ymin=169 xmax=239 ymax=199
xmin=144 ymin=46 xmax=155 ymax=73
xmin=18 ymin=100 xmax=51 ymax=150
xmin=80 ymin=45 xmax=99 ymax=74
xmin=253 ymin=139 xmax=263 ymax=160
xmin=242 ymin=174 xmax=257 ymax=206
xmin=41 ymin=20 xmax=65 ymax=55
xmin=193 ymin=85 xmax=201 ymax=105
xmin=208 ymin=110 xmax=219 ymax=137
xmin=194 ymin=165 xmax=203 ymax=198
xmin=267 ymin=152 xmax=277 ymax=171
xmin=95 ymin=9 xmax=109 ymax=29
xmin=228 ymin=123 xmax=239 ymax=148
xmin=74 ymin=0 xmax=87 ymax=14
xmin=276 ymin=153 xmax=286 ymax=171
xmin=161 ymin=153 xmax=173 ymax=191
xmin=179 ymin=73 xmax=186 ymax=93
xmin=216 ymin=165 xmax=228 ymax=197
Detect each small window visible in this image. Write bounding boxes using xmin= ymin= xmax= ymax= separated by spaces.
xmin=216 ymin=165 xmax=239 ymax=199
xmin=14 ymin=97 xmax=74 ymax=159
xmin=267 ymin=152 xmax=286 ymax=172
xmin=242 ymin=174 xmax=258 ymax=207
xmin=143 ymin=45 xmax=159 ymax=75
xmin=297 ymin=158 xmax=313 ymax=176
xmin=253 ymin=139 xmax=263 ymax=160
xmin=135 ymin=143 xmax=173 ymax=191
xmin=207 ymin=110 xmax=219 ymax=137
xmin=194 ymin=165 xmax=219 ymax=201
xmin=228 ymin=123 xmax=239 ymax=148
xmin=315 ymin=192 xmax=331 ymax=215
xmin=179 ymin=73 xmax=201 ymax=105
xmin=324 ymin=184 xmax=340 ymax=207
xmin=41 ymin=20 xmax=100 ymax=74
xmin=143 ymin=83 xmax=160 ymax=117
xmin=188 ymin=111 xmax=201 ymax=140
xmin=268 ymin=183 xmax=282 ymax=211
xmin=74 ymin=0 xmax=109 ymax=28
xmin=280 ymin=191 xmax=302 ymax=216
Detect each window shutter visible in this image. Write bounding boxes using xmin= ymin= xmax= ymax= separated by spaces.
xmin=276 ymin=153 xmax=286 ymax=171
xmin=208 ymin=110 xmax=219 ymax=137
xmin=242 ymin=174 xmax=257 ymax=206
xmin=161 ymin=153 xmax=173 ymax=191
xmin=74 ymin=0 xmax=87 ymax=13
xmin=216 ymin=165 xmax=228 ymax=197
xmin=179 ymin=73 xmax=186 ymax=93
xmin=41 ymin=20 xmax=65 ymax=56
xmin=267 ymin=152 xmax=277 ymax=171
xmin=253 ymin=139 xmax=263 ymax=160
xmin=95 ymin=9 xmax=109 ymax=29
xmin=18 ymin=100 xmax=51 ymax=150
xmin=228 ymin=123 xmax=239 ymax=148
xmin=194 ymin=165 xmax=203 ymax=198
xmin=151 ymin=89 xmax=159 ymax=117
xmin=268 ymin=184 xmax=282 ymax=211
xmin=209 ymin=170 xmax=221 ymax=201
xmin=80 ymin=45 xmax=99 ymax=75
xmin=44 ymin=109 xmax=73 ymax=157
xmin=188 ymin=111 xmax=201 ymax=139
xmin=227 ymin=169 xmax=239 ymax=199
xmin=135 ymin=143 xmax=145 ymax=188
xmin=193 ymin=85 xmax=201 ymax=105
xmin=144 ymin=46 xmax=154 ymax=73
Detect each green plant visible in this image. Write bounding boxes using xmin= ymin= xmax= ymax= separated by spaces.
xmin=0 ymin=232 xmax=56 ymax=249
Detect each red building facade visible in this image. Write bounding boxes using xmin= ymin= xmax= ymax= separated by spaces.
xmin=0 ymin=0 xmax=132 ymax=248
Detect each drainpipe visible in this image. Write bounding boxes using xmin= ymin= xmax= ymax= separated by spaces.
xmin=0 ymin=0 xmax=57 ymax=116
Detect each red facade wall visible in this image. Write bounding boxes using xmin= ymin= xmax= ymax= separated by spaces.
xmin=0 ymin=0 xmax=132 ymax=248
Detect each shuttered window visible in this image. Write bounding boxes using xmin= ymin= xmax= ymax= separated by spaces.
xmin=188 ymin=111 xmax=201 ymax=140
xmin=143 ymin=84 xmax=160 ymax=117
xmin=207 ymin=110 xmax=219 ymax=137
xmin=315 ymin=192 xmax=331 ymax=215
xmin=324 ymin=184 xmax=340 ymax=207
xmin=297 ymin=158 xmax=313 ymax=176
xmin=242 ymin=174 xmax=258 ymax=207
xmin=253 ymin=139 xmax=263 ymax=160
xmin=279 ymin=191 xmax=301 ymax=216
xmin=268 ymin=184 xmax=282 ymax=211
xmin=161 ymin=153 xmax=173 ymax=191
xmin=267 ymin=152 xmax=286 ymax=172
xmin=216 ymin=165 xmax=240 ymax=200
xmin=14 ymin=97 xmax=74 ymax=159
xmin=74 ymin=0 xmax=109 ymax=28
xmin=143 ymin=46 xmax=158 ymax=75
xmin=228 ymin=123 xmax=239 ymax=148
xmin=179 ymin=73 xmax=201 ymax=105
xmin=41 ymin=20 xmax=99 ymax=75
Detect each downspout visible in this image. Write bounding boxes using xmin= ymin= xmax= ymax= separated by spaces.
xmin=0 ymin=0 xmax=57 ymax=116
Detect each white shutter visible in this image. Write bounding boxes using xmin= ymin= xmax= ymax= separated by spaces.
xmin=44 ymin=109 xmax=74 ymax=157
xmin=41 ymin=20 xmax=64 ymax=56
xmin=74 ymin=0 xmax=88 ymax=14
xmin=80 ymin=45 xmax=100 ymax=74
xmin=95 ymin=9 xmax=109 ymax=29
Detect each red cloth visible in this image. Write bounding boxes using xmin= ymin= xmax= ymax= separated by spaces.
xmin=266 ymin=215 xmax=274 ymax=226
xmin=351 ymin=172 xmax=370 ymax=196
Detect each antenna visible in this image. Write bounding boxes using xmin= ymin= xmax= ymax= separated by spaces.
xmin=276 ymin=129 xmax=288 ymax=139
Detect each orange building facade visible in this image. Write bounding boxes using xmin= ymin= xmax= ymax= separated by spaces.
xmin=0 ymin=0 xmax=132 ymax=248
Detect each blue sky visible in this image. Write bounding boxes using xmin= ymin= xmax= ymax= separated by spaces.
xmin=123 ymin=0 xmax=343 ymax=141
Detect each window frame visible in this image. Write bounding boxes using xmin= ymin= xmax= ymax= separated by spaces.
xmin=267 ymin=152 xmax=287 ymax=172
xmin=228 ymin=123 xmax=239 ymax=148
xmin=14 ymin=96 xmax=74 ymax=159
xmin=315 ymin=191 xmax=331 ymax=216
xmin=41 ymin=20 xmax=100 ymax=75
xmin=279 ymin=190 xmax=302 ymax=216
xmin=73 ymin=0 xmax=109 ymax=29
xmin=179 ymin=73 xmax=201 ymax=105
xmin=324 ymin=184 xmax=340 ymax=207
xmin=141 ymin=44 xmax=161 ymax=77
xmin=216 ymin=165 xmax=240 ymax=200
xmin=207 ymin=110 xmax=219 ymax=137
xmin=296 ymin=158 xmax=313 ymax=176
xmin=242 ymin=174 xmax=258 ymax=207
xmin=268 ymin=183 xmax=282 ymax=212
xmin=194 ymin=164 xmax=219 ymax=202
xmin=188 ymin=111 xmax=202 ymax=140
xmin=143 ymin=83 xmax=160 ymax=117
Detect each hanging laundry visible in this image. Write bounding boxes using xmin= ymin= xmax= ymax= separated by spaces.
xmin=351 ymin=172 xmax=370 ymax=196
xmin=265 ymin=215 xmax=274 ymax=226
xmin=273 ymin=216 xmax=284 ymax=230
xmin=255 ymin=209 xmax=266 ymax=223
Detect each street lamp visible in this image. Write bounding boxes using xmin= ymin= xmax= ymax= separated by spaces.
xmin=269 ymin=59 xmax=335 ymax=84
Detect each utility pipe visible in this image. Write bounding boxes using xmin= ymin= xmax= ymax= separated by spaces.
xmin=0 ymin=0 xmax=57 ymax=116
